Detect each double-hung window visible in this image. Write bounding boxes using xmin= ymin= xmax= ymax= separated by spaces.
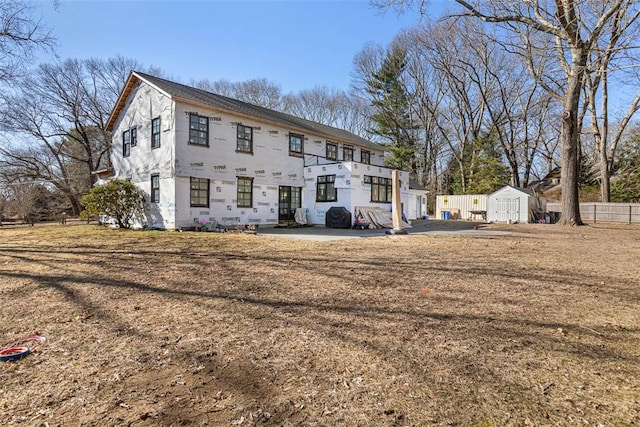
xmin=316 ymin=175 xmax=337 ymax=202
xmin=189 ymin=113 xmax=209 ymax=146
xmin=150 ymin=174 xmax=160 ymax=203
xmin=151 ymin=117 xmax=161 ymax=149
xmin=130 ymin=127 xmax=137 ymax=147
xmin=361 ymin=150 xmax=371 ymax=164
xmin=237 ymin=124 xmax=253 ymax=153
xmin=326 ymin=142 xmax=337 ymax=161
xmin=123 ymin=130 xmax=131 ymax=157
xmin=370 ymin=176 xmax=392 ymax=203
xmin=237 ymin=177 xmax=253 ymax=208
xmin=343 ymin=146 xmax=354 ymax=161
xmin=289 ymin=133 xmax=303 ymax=155
xmin=190 ymin=177 xmax=209 ymax=207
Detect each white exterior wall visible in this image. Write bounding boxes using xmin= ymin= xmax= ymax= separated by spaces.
xmin=110 ymin=80 xmax=388 ymax=230
xmin=407 ymin=190 xmax=427 ymax=220
xmin=110 ymin=82 xmax=177 ymax=229
xmin=171 ymin=102 xmax=386 ymax=229
xmin=173 ymin=103 xmax=304 ymax=228
xmin=435 ymin=195 xmax=488 ymax=220
xmin=487 ymin=186 xmax=535 ymax=223
xmin=304 ymin=162 xmax=410 ymax=225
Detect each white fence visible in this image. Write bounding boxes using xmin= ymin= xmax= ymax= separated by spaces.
xmin=546 ymin=202 xmax=640 ymax=224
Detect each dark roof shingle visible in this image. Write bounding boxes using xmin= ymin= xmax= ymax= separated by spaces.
xmin=132 ymin=72 xmax=381 ymax=150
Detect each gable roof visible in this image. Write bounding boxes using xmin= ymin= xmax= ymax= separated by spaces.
xmin=489 ymin=185 xmax=536 ymax=197
xmin=107 ymin=71 xmax=382 ymax=151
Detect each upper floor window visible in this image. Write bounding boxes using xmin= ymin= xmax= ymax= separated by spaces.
xmin=316 ymin=175 xmax=337 ymax=202
xmin=190 ymin=177 xmax=209 ymax=207
xmin=326 ymin=142 xmax=337 ymax=161
xmin=237 ymin=177 xmax=253 ymax=208
xmin=122 ymin=130 xmax=131 ymax=157
xmin=189 ymin=113 xmax=209 ymax=146
xmin=361 ymin=150 xmax=371 ymax=164
xmin=151 ymin=117 xmax=161 ymax=149
xmin=343 ymin=146 xmax=354 ymax=161
xmin=237 ymin=124 xmax=253 ymax=153
xmin=150 ymin=174 xmax=160 ymax=203
xmin=289 ymin=133 xmax=303 ymax=155
xmin=130 ymin=127 xmax=137 ymax=147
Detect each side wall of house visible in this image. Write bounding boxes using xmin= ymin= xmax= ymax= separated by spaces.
xmin=110 ymin=82 xmax=177 ymax=229
xmin=172 ymin=102 xmax=386 ymax=229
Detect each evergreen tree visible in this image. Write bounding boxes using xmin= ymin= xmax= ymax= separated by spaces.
xmin=611 ymin=133 xmax=640 ymax=203
xmin=445 ymin=132 xmax=510 ymax=194
xmin=365 ymin=45 xmax=419 ymax=173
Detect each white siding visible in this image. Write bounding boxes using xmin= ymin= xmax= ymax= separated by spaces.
xmin=487 ymin=186 xmax=538 ymax=223
xmin=304 ymin=163 xmax=410 ymax=225
xmin=435 ymin=195 xmax=488 ymax=220
xmin=110 ymin=79 xmax=389 ymax=229
xmin=110 ymin=82 xmax=177 ymax=229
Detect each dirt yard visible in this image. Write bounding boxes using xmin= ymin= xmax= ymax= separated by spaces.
xmin=1 ymin=223 xmax=639 ymax=426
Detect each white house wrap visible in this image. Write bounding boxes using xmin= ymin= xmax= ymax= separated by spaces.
xmin=106 ymin=72 xmax=426 ymax=230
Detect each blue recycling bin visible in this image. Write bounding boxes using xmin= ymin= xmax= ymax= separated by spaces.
xmin=441 ymin=210 xmax=451 ymax=220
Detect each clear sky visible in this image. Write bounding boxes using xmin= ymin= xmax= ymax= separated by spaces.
xmin=36 ymin=0 xmax=450 ymax=94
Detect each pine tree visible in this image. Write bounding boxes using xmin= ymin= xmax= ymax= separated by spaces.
xmin=445 ymin=132 xmax=509 ymax=194
xmin=366 ymin=45 xmax=419 ymax=173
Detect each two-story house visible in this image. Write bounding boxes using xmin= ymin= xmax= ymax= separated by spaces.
xmin=106 ymin=72 xmax=423 ymax=230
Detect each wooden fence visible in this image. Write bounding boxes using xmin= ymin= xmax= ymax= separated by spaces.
xmin=546 ymin=202 xmax=640 ymax=224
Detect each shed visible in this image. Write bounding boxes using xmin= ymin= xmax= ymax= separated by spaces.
xmin=435 ymin=194 xmax=488 ymax=220
xmin=487 ymin=186 xmax=543 ymax=223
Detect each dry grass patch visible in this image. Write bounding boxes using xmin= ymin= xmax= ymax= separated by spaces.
xmin=1 ymin=223 xmax=639 ymax=426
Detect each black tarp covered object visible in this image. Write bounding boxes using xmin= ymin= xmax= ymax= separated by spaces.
xmin=325 ymin=207 xmax=352 ymax=228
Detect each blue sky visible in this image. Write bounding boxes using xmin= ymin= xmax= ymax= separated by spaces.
xmin=36 ymin=0 xmax=450 ymax=93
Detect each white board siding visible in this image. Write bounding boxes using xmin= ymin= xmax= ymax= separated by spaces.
xmin=435 ymin=195 xmax=488 ymax=220
xmin=487 ymin=186 xmax=539 ymax=223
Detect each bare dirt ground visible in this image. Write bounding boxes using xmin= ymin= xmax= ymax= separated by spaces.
xmin=1 ymin=222 xmax=639 ymax=426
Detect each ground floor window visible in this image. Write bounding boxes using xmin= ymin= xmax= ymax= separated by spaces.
xmin=150 ymin=174 xmax=160 ymax=203
xmin=190 ymin=177 xmax=209 ymax=207
xmin=237 ymin=177 xmax=253 ymax=208
xmin=316 ymin=175 xmax=336 ymax=202
xmin=368 ymin=176 xmax=392 ymax=203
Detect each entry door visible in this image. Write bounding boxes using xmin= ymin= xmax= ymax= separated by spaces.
xmin=279 ymin=186 xmax=301 ymax=221
xmin=497 ymin=198 xmax=520 ymax=222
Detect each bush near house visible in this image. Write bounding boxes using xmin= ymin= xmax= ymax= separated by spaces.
xmin=81 ymin=179 xmax=145 ymax=229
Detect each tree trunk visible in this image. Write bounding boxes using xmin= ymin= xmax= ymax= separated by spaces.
xmin=599 ymin=146 xmax=611 ymax=202
xmin=559 ymin=50 xmax=586 ymax=226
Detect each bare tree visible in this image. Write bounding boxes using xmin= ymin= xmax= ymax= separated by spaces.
xmin=582 ymin=6 xmax=640 ymax=201
xmin=192 ymin=77 xmax=284 ymax=110
xmin=0 ymin=1 xmax=54 ymax=82
xmin=0 ymin=57 xmax=150 ymax=214
xmin=373 ymin=0 xmax=640 ymax=225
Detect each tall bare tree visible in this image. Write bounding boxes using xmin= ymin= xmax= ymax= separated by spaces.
xmin=0 ymin=57 xmax=151 ymax=214
xmin=373 ymin=0 xmax=640 ymax=225
xmin=192 ymin=77 xmax=284 ymax=110
xmin=0 ymin=1 xmax=53 ymax=82
xmin=282 ymin=86 xmax=374 ymax=138
xmin=582 ymin=6 xmax=640 ymax=201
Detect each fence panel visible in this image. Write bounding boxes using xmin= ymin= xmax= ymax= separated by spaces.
xmin=545 ymin=202 xmax=640 ymax=224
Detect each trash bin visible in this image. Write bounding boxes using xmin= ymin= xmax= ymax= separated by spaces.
xmin=441 ymin=210 xmax=451 ymax=220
